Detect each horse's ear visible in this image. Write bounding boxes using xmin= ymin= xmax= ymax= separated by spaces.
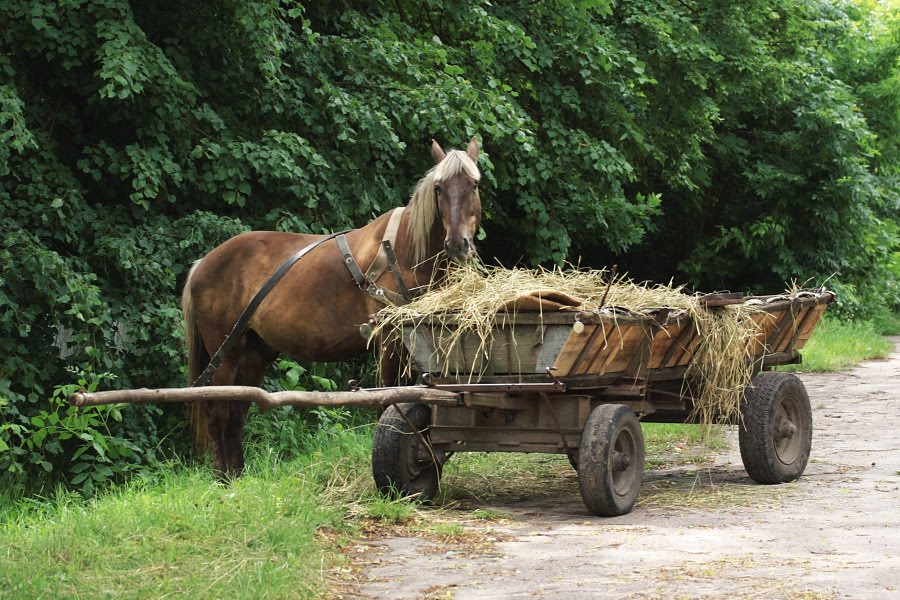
xmin=431 ymin=139 xmax=446 ymax=163
xmin=466 ymin=136 xmax=479 ymax=161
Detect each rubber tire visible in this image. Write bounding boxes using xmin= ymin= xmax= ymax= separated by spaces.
xmin=372 ymin=403 xmax=442 ymax=501
xmin=578 ymin=404 xmax=645 ymax=517
xmin=739 ymin=372 xmax=812 ymax=484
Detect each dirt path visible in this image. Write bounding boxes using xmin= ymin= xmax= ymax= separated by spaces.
xmin=350 ymin=339 xmax=900 ymax=599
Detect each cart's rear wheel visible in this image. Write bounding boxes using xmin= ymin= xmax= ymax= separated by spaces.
xmin=739 ymin=372 xmax=812 ymax=484
xmin=578 ymin=404 xmax=644 ymax=517
xmin=372 ymin=403 xmax=442 ymax=501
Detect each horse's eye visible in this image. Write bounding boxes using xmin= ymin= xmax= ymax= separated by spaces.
xmin=434 ymin=185 xmax=442 ymax=195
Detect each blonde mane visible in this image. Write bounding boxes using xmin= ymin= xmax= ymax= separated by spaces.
xmin=406 ymin=150 xmax=480 ymax=264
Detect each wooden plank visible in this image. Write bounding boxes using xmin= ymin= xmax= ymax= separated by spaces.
xmin=573 ymin=323 xmax=613 ymax=375
xmin=791 ymin=304 xmax=828 ymax=350
xmin=587 ymin=322 xmax=643 ymax=375
xmin=554 ymin=324 xmax=598 ymax=375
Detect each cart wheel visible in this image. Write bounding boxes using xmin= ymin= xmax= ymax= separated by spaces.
xmin=372 ymin=403 xmax=442 ymax=501
xmin=578 ymin=404 xmax=644 ymax=517
xmin=739 ymin=372 xmax=812 ymax=484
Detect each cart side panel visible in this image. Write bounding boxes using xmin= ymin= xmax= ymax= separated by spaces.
xmin=648 ymin=319 xmax=699 ymax=370
xmin=403 ymin=320 xmax=572 ymax=377
xmin=776 ymin=304 xmax=828 ymax=352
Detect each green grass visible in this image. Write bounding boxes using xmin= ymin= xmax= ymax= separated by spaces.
xmin=2 ymin=317 xmax=893 ymax=598
xmin=871 ymin=310 xmax=900 ymax=336
xmin=0 ymin=429 xmax=376 ymax=600
xmin=781 ymin=317 xmax=894 ymax=372
xmin=642 ymin=423 xmax=727 ymax=469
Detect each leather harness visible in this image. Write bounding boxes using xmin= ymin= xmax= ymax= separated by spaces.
xmin=192 ymin=208 xmax=412 ymax=387
xmin=336 ymin=207 xmax=411 ymax=306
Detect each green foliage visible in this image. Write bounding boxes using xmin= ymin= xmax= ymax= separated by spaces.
xmin=1 ymin=368 xmax=160 ymax=496
xmin=242 ymin=358 xmax=371 ymax=463
xmin=0 ymin=0 xmax=896 ymax=497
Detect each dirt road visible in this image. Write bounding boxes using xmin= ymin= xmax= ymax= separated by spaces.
xmin=351 ymin=339 xmax=900 ymax=599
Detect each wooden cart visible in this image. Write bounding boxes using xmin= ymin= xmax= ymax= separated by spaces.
xmin=70 ymin=290 xmax=833 ymax=517
xmin=371 ymin=290 xmax=834 ymax=516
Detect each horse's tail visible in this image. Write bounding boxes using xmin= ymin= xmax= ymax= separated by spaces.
xmin=183 ymin=261 xmax=212 ymax=454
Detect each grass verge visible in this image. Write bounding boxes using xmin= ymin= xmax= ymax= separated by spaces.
xmin=0 ymin=429 xmax=374 ymax=600
xmin=781 ymin=317 xmax=893 ymax=372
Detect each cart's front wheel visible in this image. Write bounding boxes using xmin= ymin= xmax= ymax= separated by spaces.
xmin=372 ymin=403 xmax=442 ymax=501
xmin=739 ymin=372 xmax=812 ymax=484
xmin=578 ymin=404 xmax=644 ymax=517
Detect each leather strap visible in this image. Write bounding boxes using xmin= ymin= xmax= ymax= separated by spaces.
xmin=365 ymin=207 xmax=405 ymax=284
xmin=382 ymin=239 xmax=411 ymax=302
xmin=192 ymin=230 xmax=347 ymax=387
xmin=336 ymin=233 xmax=368 ymax=288
xmin=337 ymin=207 xmax=411 ymax=305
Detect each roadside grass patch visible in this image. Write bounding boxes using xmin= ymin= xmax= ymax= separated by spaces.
xmin=781 ymin=318 xmax=892 ymax=372
xmin=871 ymin=310 xmax=900 ymax=336
xmin=0 ymin=429 xmax=374 ymax=600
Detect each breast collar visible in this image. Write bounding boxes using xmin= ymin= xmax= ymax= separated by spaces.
xmin=336 ymin=207 xmax=412 ymax=305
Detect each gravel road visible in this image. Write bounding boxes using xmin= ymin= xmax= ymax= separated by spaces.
xmin=349 ymin=338 xmax=900 ymax=599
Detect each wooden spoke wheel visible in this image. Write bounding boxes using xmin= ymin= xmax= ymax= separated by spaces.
xmin=372 ymin=403 xmax=442 ymax=501
xmin=577 ymin=404 xmax=645 ymax=517
xmin=739 ymin=372 xmax=812 ymax=484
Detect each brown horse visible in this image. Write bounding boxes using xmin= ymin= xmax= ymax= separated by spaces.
xmin=182 ymin=138 xmax=482 ymax=478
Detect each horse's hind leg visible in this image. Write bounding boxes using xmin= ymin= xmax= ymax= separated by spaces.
xmin=205 ymin=339 xmax=245 ymax=480
xmin=222 ymin=345 xmax=268 ymax=477
xmin=223 ymin=401 xmax=251 ymax=477
xmin=206 ymin=400 xmax=230 ymax=480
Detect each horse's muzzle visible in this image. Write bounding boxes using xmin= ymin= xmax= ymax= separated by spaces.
xmin=444 ymin=236 xmax=476 ymax=261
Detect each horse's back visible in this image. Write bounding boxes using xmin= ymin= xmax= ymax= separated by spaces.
xmin=186 ymin=229 xmax=373 ymax=362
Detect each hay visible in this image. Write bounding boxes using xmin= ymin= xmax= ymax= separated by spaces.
xmin=372 ymin=264 xmax=766 ymax=424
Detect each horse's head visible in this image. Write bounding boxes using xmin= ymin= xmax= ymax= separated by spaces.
xmin=429 ymin=138 xmax=482 ymax=262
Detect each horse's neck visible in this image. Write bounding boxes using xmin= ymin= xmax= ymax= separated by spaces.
xmin=415 ymin=225 xmax=448 ymax=283
xmin=392 ymin=207 xmax=446 ymax=286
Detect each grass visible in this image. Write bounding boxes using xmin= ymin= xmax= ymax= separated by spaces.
xmin=0 ymin=420 xmax=728 ymax=600
xmin=1 ymin=316 xmax=893 ymax=598
xmin=781 ymin=317 xmax=894 ymax=372
xmin=871 ymin=310 xmax=900 ymax=336
xmin=0 ymin=429 xmax=375 ymax=600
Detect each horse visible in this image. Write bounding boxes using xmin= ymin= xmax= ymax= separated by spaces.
xmin=181 ymin=138 xmax=482 ymax=478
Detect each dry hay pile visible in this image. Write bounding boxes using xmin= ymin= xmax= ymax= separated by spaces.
xmin=373 ymin=265 xmax=767 ymax=424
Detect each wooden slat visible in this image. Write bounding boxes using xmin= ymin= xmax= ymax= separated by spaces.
xmin=587 ymin=322 xmax=643 ymax=375
xmin=791 ymin=304 xmax=828 ymax=350
xmin=577 ymin=323 xmax=619 ymax=376
xmin=553 ymin=324 xmax=597 ymax=376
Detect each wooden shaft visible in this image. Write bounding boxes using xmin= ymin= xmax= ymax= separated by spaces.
xmin=68 ymin=386 xmax=461 ymax=411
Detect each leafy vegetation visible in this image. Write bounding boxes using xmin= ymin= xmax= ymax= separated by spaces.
xmin=1 ymin=1 xmax=897 ymax=494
